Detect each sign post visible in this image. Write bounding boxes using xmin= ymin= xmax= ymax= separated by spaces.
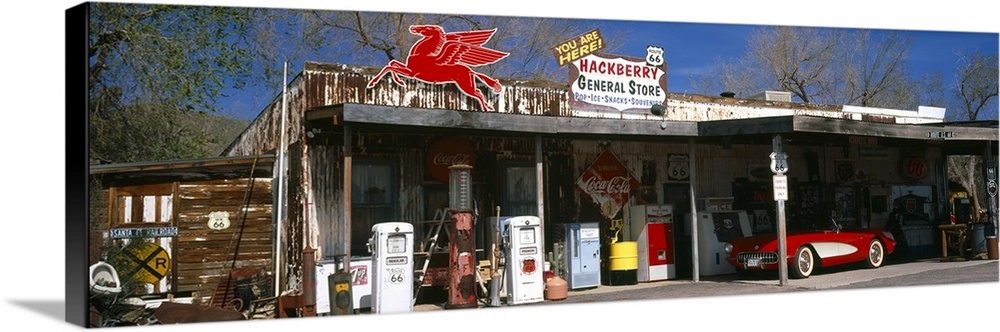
xmin=770 ymin=134 xmax=789 ymax=286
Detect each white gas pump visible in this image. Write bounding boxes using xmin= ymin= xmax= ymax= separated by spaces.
xmin=503 ymin=216 xmax=545 ymax=305
xmin=367 ymin=222 xmax=414 ymax=314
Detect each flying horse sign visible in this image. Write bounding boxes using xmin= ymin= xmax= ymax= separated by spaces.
xmin=367 ymin=25 xmax=510 ymax=112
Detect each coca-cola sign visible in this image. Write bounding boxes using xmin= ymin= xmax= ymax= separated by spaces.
xmin=426 ymin=136 xmax=476 ymax=183
xmin=575 ymin=149 xmax=639 ymax=220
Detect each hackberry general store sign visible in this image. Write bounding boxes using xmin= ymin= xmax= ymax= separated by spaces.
xmin=569 ymin=53 xmax=667 ymax=113
xmin=575 ymin=149 xmax=640 ymax=220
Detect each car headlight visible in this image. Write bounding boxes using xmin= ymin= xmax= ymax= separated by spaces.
xmin=724 ymin=243 xmax=733 ymax=254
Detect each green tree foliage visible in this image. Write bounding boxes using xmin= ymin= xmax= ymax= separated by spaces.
xmin=88 ymin=3 xmax=276 ymax=163
xmin=87 ymin=5 xmax=620 ymax=163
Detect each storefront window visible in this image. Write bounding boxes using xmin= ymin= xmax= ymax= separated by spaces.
xmin=352 ymin=159 xmax=399 ymax=254
xmin=503 ymin=164 xmax=537 ymax=216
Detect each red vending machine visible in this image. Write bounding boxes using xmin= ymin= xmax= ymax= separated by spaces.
xmin=628 ymin=205 xmax=675 ymax=282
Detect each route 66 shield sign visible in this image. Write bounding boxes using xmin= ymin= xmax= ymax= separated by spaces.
xmin=208 ymin=211 xmax=231 ymax=230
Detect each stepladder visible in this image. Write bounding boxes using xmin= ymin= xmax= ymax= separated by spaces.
xmin=412 ymin=209 xmax=451 ymax=304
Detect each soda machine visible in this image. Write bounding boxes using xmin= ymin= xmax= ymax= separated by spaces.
xmin=564 ymin=222 xmax=601 ymax=289
xmin=628 ymin=204 xmax=675 ymax=282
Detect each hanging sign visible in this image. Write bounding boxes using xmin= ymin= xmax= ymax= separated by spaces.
xmin=569 ymin=53 xmax=668 ymax=113
xmin=667 ymin=154 xmax=689 ymax=182
xmin=901 ymin=157 xmax=928 ymax=180
xmin=575 ymin=149 xmax=640 ymax=220
xmin=426 ymin=136 xmax=476 ymax=183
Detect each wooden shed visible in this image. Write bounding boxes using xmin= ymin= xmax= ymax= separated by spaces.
xmin=89 ymin=155 xmax=276 ymax=306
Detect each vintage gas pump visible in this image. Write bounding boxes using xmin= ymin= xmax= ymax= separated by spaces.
xmin=447 ymin=164 xmax=478 ymax=309
xmin=367 ymin=222 xmax=414 ymax=314
xmin=503 ymin=216 xmax=545 ymax=305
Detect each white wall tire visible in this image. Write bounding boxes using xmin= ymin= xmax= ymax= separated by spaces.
xmin=790 ymin=246 xmax=814 ymax=279
xmin=865 ymin=239 xmax=885 ymax=269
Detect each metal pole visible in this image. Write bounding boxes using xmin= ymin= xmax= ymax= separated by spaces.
xmin=343 ymin=125 xmax=352 ymax=270
xmin=536 ymin=135 xmax=545 ymax=250
xmin=777 ymin=199 xmax=788 ymax=286
xmin=274 ymin=62 xmax=288 ymax=297
xmin=688 ymin=139 xmax=699 ymax=282
xmin=773 ymin=134 xmax=789 ymax=286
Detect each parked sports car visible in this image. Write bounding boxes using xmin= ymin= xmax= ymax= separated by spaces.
xmin=724 ymin=214 xmax=896 ymax=279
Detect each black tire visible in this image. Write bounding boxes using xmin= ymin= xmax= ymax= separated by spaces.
xmin=790 ymin=246 xmax=815 ymax=279
xmin=864 ymin=239 xmax=885 ymax=269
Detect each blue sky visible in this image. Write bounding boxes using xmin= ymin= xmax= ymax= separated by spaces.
xmin=1 ymin=1 xmax=998 ymax=332
xmin=205 ymin=1 xmax=998 ymax=121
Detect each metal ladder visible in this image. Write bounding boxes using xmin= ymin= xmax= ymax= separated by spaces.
xmin=412 ymin=209 xmax=450 ymax=304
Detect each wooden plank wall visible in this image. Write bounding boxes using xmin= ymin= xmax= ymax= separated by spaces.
xmin=174 ymin=178 xmax=273 ymax=304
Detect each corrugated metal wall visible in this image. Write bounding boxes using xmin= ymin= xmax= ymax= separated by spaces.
xmin=302 ymin=62 xmax=569 ymax=116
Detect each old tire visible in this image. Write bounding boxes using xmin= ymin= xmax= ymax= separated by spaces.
xmin=864 ymin=239 xmax=885 ymax=269
xmin=790 ymin=246 xmax=814 ymax=279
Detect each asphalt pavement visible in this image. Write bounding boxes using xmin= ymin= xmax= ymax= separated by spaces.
xmin=412 ymin=258 xmax=998 ymax=310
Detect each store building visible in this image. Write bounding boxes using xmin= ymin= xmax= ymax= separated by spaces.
xmin=222 ymin=61 xmax=997 ymax=300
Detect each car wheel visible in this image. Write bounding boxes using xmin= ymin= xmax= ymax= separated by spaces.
xmin=864 ymin=239 xmax=885 ymax=269
xmin=790 ymin=246 xmax=814 ymax=279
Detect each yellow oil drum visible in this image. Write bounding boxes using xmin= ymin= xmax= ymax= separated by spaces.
xmin=609 ymin=241 xmax=638 ymax=271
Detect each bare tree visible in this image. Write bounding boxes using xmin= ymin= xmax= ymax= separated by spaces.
xmin=953 ymin=52 xmax=999 ymax=121
xmin=301 ymin=10 xmax=625 ymax=82
xmin=837 ymin=30 xmax=914 ymax=108
xmin=946 ymin=51 xmax=999 ymax=223
xmin=691 ymin=26 xmax=918 ymax=110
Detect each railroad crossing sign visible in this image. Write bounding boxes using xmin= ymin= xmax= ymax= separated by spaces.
xmin=116 ymin=241 xmax=171 ymax=283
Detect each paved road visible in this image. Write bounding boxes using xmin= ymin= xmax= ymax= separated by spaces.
xmin=412 ymin=259 xmax=997 ymax=310
xmin=534 ymin=259 xmax=998 ymax=305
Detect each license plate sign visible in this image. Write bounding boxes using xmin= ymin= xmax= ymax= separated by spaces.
xmin=746 ymin=258 xmax=761 ymax=267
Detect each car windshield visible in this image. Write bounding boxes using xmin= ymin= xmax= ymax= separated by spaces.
xmin=788 ymin=214 xmax=839 ymax=232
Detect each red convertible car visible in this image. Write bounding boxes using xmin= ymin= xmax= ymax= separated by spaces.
xmin=724 ymin=214 xmax=896 ymax=278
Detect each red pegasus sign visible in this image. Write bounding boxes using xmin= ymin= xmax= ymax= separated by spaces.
xmin=367 ymin=25 xmax=509 ymax=112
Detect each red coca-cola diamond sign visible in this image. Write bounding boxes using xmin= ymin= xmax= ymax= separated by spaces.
xmin=575 ymin=149 xmax=640 ymax=220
